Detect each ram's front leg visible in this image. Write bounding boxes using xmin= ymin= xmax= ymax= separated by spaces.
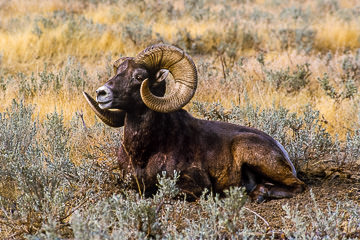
xmin=177 ymin=167 xmax=212 ymax=201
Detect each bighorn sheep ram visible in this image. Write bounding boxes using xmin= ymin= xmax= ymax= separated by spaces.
xmin=83 ymin=44 xmax=305 ymax=202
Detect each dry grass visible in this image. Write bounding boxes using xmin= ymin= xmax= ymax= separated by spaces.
xmin=314 ymin=17 xmax=360 ymax=51
xmin=0 ymin=0 xmax=359 ymax=136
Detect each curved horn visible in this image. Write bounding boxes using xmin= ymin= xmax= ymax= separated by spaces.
xmin=135 ymin=44 xmax=198 ymax=113
xmin=83 ymin=92 xmax=125 ymax=128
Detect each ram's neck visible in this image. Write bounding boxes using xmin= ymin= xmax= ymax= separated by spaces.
xmin=122 ymin=109 xmax=193 ymax=166
xmin=123 ymin=109 xmax=168 ymax=165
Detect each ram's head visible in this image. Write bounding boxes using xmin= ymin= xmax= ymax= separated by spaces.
xmin=83 ymin=44 xmax=198 ymax=127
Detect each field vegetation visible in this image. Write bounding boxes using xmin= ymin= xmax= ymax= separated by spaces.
xmin=0 ymin=0 xmax=359 ymax=238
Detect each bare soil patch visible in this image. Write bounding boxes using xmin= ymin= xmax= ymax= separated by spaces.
xmin=242 ymin=167 xmax=360 ymax=237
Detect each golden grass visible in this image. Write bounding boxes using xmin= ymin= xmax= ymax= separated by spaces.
xmin=0 ymin=0 xmax=66 ymax=17
xmin=30 ymin=92 xmax=95 ymax=123
xmin=1 ymin=27 xmax=114 ymax=65
xmin=339 ymin=0 xmax=360 ymax=8
xmin=314 ymin=17 xmax=360 ymax=51
xmin=85 ymin=4 xmax=124 ymax=24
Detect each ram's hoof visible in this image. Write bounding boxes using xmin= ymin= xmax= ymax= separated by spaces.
xmin=249 ymin=184 xmax=269 ymax=203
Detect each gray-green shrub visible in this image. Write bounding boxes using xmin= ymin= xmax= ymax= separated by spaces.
xmin=282 ymin=190 xmax=360 ymax=239
xmin=0 ymin=101 xmax=120 ymax=237
xmin=1 ymin=100 xmax=359 ymax=239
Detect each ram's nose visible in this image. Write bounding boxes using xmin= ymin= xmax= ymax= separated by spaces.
xmin=96 ymin=86 xmax=111 ymax=102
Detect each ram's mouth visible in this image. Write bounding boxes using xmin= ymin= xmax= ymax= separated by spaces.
xmin=97 ymin=100 xmax=111 ymax=105
xmin=97 ymin=100 xmax=113 ymax=109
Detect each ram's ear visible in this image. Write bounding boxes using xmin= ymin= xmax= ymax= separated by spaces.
xmin=113 ymin=58 xmax=124 ymax=74
xmin=155 ymin=69 xmax=169 ymax=83
xmin=113 ymin=57 xmax=133 ymax=74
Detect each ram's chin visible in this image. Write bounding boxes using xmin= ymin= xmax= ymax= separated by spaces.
xmin=98 ymin=101 xmax=113 ymax=110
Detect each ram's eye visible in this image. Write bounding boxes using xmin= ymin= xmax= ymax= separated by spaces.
xmin=135 ymin=75 xmax=142 ymax=81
